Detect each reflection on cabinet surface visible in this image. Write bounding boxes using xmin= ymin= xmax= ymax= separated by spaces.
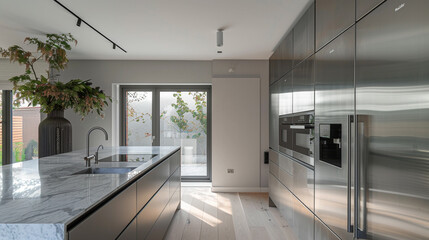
xmin=269 ymin=173 xmax=314 ymax=240
xmin=356 ymin=0 xmax=385 ymax=21
xmin=293 ymin=56 xmax=315 ymax=113
xmin=315 ymin=0 xmax=355 ymax=51
xmin=294 ymin=3 xmax=315 ymax=65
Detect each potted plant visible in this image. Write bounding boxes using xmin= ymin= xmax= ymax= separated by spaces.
xmin=0 ymin=33 xmax=111 ymax=157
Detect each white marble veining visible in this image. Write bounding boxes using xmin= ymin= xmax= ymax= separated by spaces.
xmin=0 ymin=146 xmax=179 ymax=239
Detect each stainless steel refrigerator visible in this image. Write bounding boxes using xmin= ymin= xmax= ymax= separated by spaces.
xmin=315 ymin=0 xmax=429 ymax=239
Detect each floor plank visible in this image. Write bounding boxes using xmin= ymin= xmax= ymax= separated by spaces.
xmin=165 ymin=187 xmax=291 ymax=240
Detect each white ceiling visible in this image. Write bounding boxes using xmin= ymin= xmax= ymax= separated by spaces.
xmin=0 ymin=0 xmax=311 ymax=60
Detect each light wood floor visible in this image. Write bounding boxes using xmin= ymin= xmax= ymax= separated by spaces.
xmin=164 ymin=187 xmax=294 ymax=240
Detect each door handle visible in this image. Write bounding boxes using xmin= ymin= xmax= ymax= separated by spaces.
xmin=355 ymin=115 xmax=368 ymax=239
xmin=347 ymin=115 xmax=353 ymax=233
xmin=290 ymin=125 xmax=314 ymax=129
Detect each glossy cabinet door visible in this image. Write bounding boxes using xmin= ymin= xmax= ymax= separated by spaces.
xmin=117 ymin=219 xmax=137 ymax=240
xmin=270 ymin=30 xmax=293 ymax=84
xmin=136 ymin=158 xmax=169 ymax=210
xmin=294 ymin=3 xmax=315 ymax=65
xmin=269 ymin=52 xmax=279 ymax=84
xmin=356 ymin=0 xmax=384 ymax=20
xmin=279 ymin=72 xmax=293 ymax=115
xmin=269 ymin=80 xmax=280 ymax=150
xmin=293 ymin=56 xmax=314 ymax=113
xmin=314 ymin=26 xmax=355 ymax=240
xmin=136 ymin=180 xmax=170 ymax=240
xmin=315 ymin=0 xmax=355 ymax=51
xmin=146 ymin=179 xmax=181 ymax=240
xmin=68 ymin=183 xmax=137 ymax=240
xmin=356 ymin=1 xmax=429 ymax=239
xmin=280 ymin=30 xmax=294 ymax=77
xmin=269 ymin=173 xmax=314 ymax=240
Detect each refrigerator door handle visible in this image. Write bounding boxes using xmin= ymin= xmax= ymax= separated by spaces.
xmin=347 ymin=115 xmax=354 ymax=233
xmin=355 ymin=115 xmax=367 ymax=239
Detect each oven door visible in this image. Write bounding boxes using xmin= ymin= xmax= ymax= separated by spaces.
xmin=291 ymin=124 xmax=315 ymax=166
xmin=279 ymin=117 xmax=294 ymax=156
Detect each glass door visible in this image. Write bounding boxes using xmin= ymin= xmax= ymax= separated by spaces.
xmin=159 ymin=91 xmax=208 ymax=178
xmin=121 ymin=86 xmax=211 ymax=181
xmin=123 ymin=90 xmax=154 ymax=146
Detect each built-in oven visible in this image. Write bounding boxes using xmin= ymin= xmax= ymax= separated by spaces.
xmin=279 ymin=115 xmax=294 ymax=156
xmin=291 ymin=113 xmax=315 ymax=166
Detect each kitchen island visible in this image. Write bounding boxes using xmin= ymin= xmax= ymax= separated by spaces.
xmin=0 ymin=146 xmax=181 ymax=240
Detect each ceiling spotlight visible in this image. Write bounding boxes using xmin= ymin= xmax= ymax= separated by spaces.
xmin=76 ymin=18 xmax=82 ymax=27
xmin=113 ymin=44 xmax=116 ymax=50
xmin=217 ymin=29 xmax=223 ymax=47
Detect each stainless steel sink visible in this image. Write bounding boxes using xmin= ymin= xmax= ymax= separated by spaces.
xmin=72 ymin=167 xmax=137 ymax=175
xmin=98 ymin=154 xmax=157 ymax=162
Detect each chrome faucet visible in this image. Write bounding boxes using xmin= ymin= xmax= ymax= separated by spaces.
xmin=85 ymin=126 xmax=108 ymax=167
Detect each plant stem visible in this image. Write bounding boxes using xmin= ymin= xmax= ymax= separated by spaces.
xmin=30 ymin=63 xmax=38 ymax=81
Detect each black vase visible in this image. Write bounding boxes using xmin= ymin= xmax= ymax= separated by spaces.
xmin=38 ymin=110 xmax=72 ymax=158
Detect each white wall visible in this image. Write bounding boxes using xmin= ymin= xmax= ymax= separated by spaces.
xmin=59 ymin=59 xmax=269 ymax=190
xmin=212 ymin=77 xmax=261 ymax=192
xmin=212 ymin=60 xmax=270 ymax=188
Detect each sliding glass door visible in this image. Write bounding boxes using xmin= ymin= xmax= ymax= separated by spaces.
xmin=121 ymin=86 xmax=211 ymax=181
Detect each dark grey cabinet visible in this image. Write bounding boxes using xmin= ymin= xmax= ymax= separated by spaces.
xmin=146 ymin=170 xmax=181 ymax=240
xmin=136 ymin=158 xmax=169 ymax=210
xmin=356 ymin=0 xmax=384 ymax=20
xmin=68 ymin=150 xmax=181 ymax=240
xmin=68 ymin=183 xmax=137 ymax=240
xmin=315 ymin=0 xmax=355 ymax=51
xmin=137 ymin=180 xmax=170 ymax=239
xmin=293 ymin=3 xmax=314 ymax=65
xmin=117 ymin=220 xmax=137 ymax=240
xmin=293 ymin=56 xmax=314 ymax=113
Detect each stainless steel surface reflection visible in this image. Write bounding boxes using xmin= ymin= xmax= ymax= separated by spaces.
xmin=314 ymin=26 xmax=355 ymax=240
xmin=270 ymin=80 xmax=280 ymax=151
xmin=356 ymin=0 xmax=429 ymax=239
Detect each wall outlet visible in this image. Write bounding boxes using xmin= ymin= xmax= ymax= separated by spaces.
xmin=227 ymin=169 xmax=234 ymax=174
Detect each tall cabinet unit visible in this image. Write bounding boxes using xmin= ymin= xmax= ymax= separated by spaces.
xmin=269 ymin=2 xmax=315 ymax=240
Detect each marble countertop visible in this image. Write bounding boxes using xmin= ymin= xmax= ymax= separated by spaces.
xmin=0 ymin=146 xmax=180 ymax=240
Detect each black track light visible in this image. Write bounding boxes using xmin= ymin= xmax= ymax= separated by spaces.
xmin=54 ymin=0 xmax=127 ymax=53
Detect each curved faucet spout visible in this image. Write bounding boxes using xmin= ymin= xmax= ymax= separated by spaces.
xmin=87 ymin=126 xmax=109 ymax=157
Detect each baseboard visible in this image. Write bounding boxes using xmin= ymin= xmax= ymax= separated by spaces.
xmin=211 ymin=187 xmax=269 ymax=193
